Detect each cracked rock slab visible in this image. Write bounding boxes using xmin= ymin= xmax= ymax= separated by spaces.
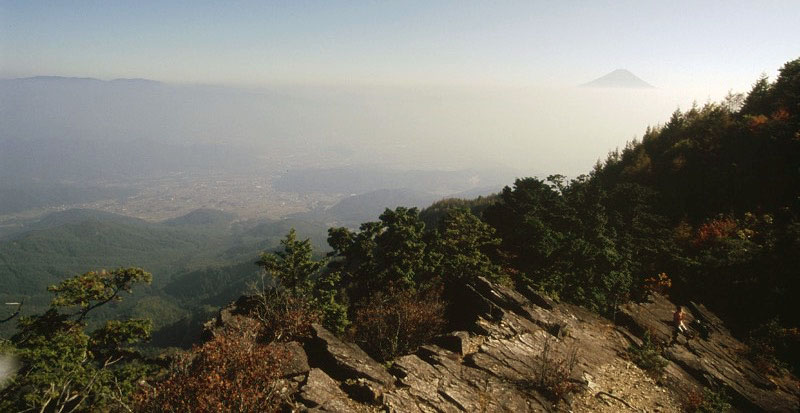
xmin=298 ymin=368 xmax=367 ymax=413
xmin=306 ymin=324 xmax=395 ymax=387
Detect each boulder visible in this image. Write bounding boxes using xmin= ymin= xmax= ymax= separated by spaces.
xmin=305 ymin=324 xmax=394 ymax=387
xmin=432 ymin=331 xmax=482 ymax=357
xmin=275 ymin=341 xmax=310 ymax=378
xmin=202 ymin=295 xmax=261 ymax=339
xmin=297 ymin=368 xmax=362 ymax=412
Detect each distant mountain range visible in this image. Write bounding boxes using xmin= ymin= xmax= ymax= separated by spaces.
xmin=5 ymin=76 xmax=162 ymax=85
xmin=581 ymin=69 xmax=655 ymax=89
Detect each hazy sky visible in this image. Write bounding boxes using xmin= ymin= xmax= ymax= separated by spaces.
xmin=2 ymin=1 xmax=799 ymax=176
xmin=2 ymin=1 xmax=798 ymax=93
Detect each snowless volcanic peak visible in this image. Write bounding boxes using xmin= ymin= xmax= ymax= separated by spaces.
xmin=581 ymin=69 xmax=655 ymax=89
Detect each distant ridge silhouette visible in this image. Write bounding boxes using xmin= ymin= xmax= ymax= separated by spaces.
xmin=4 ymin=76 xmax=161 ymax=86
xmin=580 ymin=69 xmax=655 ymax=89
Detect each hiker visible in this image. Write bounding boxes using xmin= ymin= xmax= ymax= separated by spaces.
xmin=673 ymin=305 xmax=688 ymax=340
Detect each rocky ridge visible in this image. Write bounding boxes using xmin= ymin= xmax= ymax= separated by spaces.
xmin=206 ymin=278 xmax=800 ymax=412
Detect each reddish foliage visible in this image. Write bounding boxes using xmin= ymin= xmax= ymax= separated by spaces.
xmin=134 ymin=317 xmax=289 ymax=413
xmin=684 ymin=388 xmax=705 ymax=412
xmin=694 ymin=217 xmax=738 ymax=246
xmin=350 ymin=285 xmax=446 ymax=361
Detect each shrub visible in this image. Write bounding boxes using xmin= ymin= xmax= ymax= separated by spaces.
xmin=256 ymin=229 xmax=349 ymax=337
xmin=628 ymin=330 xmax=668 ymax=375
xmin=135 ymin=317 xmax=290 ymax=413
xmin=685 ymin=387 xmax=732 ymax=413
xmin=350 ymin=285 xmax=446 ymax=361
xmin=312 ymin=270 xmax=351 ymax=336
xmin=253 ymin=288 xmax=322 ymax=342
xmin=693 ymin=217 xmax=738 ymax=246
xmin=746 ymin=318 xmax=799 ymax=375
xmin=529 ymin=334 xmax=579 ymax=401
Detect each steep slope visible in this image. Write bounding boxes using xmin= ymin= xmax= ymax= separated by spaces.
xmin=619 ymin=294 xmax=799 ymax=412
xmin=579 ymin=58 xmax=800 ymax=371
xmin=206 ymin=278 xmax=799 ymax=412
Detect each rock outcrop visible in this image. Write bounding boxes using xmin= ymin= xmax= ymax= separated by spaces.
xmin=619 ymin=294 xmax=799 ymax=412
xmin=210 ymin=279 xmax=799 ymax=412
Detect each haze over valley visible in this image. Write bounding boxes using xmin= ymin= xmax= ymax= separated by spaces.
xmin=1 ymin=72 xmax=733 ymax=225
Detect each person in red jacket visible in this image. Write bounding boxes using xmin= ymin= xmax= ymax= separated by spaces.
xmin=674 ymin=305 xmax=687 ymax=335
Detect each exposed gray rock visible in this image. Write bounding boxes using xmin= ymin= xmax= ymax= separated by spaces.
xmin=432 ymin=331 xmax=482 ymax=357
xmin=297 ymin=368 xmax=364 ymax=412
xmin=208 ymin=280 xmax=798 ymax=412
xmin=473 ymin=276 xmax=533 ymax=318
xmin=341 ymin=378 xmax=384 ymax=404
xmin=275 ymin=341 xmax=310 ymax=378
xmin=620 ymin=293 xmax=799 ymax=412
xmin=520 ymin=285 xmax=557 ymax=310
xmin=202 ymin=294 xmax=261 ymax=339
xmin=306 ymin=324 xmax=395 ymax=387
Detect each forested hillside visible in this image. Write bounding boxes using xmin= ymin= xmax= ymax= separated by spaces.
xmin=0 ymin=209 xmax=330 ymax=343
xmin=480 ymin=58 xmax=800 ymax=370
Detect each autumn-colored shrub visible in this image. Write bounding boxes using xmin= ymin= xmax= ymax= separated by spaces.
xmin=685 ymin=388 xmax=705 ymax=412
xmin=693 ymin=217 xmax=738 ymax=246
xmin=254 ymin=289 xmax=322 ymax=342
xmin=134 ymin=317 xmax=290 ymax=413
xmin=747 ymin=114 xmax=769 ymax=129
xmin=643 ymin=272 xmax=672 ymax=295
xmin=350 ymin=285 xmax=446 ymax=362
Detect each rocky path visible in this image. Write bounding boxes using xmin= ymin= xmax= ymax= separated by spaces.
xmin=571 ymin=361 xmax=681 ymax=412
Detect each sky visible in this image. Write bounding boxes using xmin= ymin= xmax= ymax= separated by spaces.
xmin=1 ymin=1 xmax=799 ymax=176
xmin=2 ymin=1 xmax=799 ymax=93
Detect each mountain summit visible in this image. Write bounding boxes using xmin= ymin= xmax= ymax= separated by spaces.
xmin=581 ymin=69 xmax=655 ymax=89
